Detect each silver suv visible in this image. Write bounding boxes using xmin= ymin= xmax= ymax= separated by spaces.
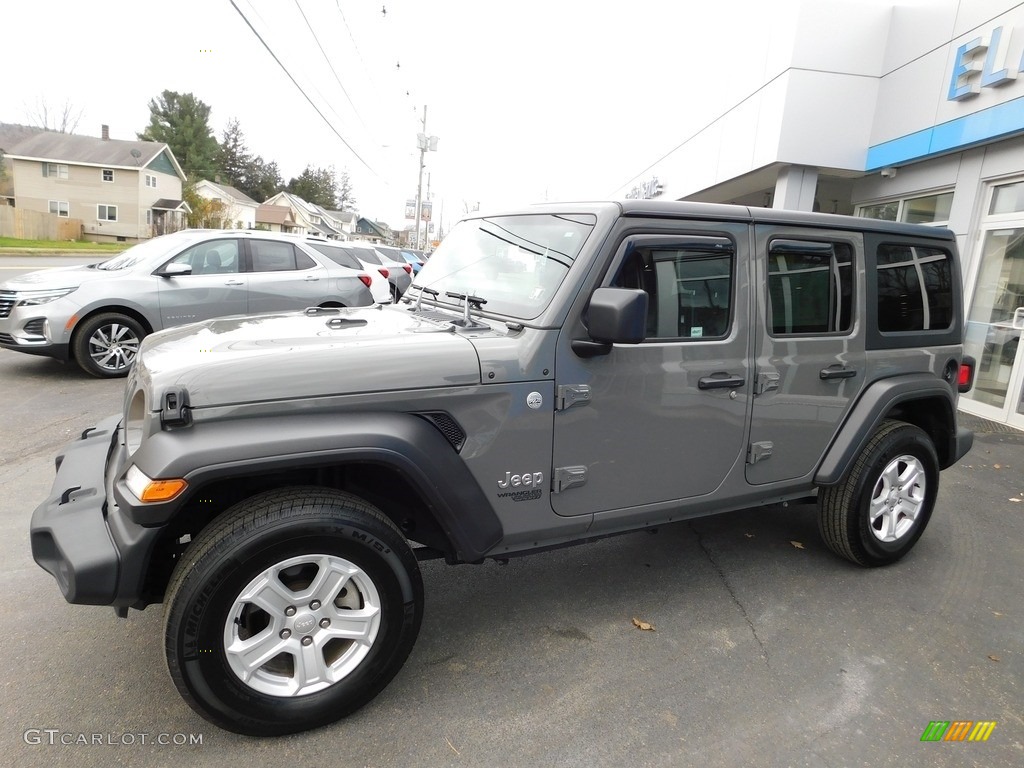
xmin=30 ymin=201 xmax=976 ymax=735
xmin=0 ymin=229 xmax=376 ymax=377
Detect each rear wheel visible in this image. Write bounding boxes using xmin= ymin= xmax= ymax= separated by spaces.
xmin=818 ymin=420 xmax=939 ymax=566
xmin=72 ymin=312 xmax=145 ymax=378
xmin=163 ymin=487 xmax=423 ymax=735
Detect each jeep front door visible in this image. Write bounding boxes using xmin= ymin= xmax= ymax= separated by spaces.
xmin=551 ymin=225 xmax=750 ymax=519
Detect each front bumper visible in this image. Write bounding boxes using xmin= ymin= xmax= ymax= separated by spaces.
xmin=30 ymin=415 xmax=162 ymax=608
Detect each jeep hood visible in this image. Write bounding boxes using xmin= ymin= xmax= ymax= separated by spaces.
xmin=135 ymin=306 xmax=489 ymax=407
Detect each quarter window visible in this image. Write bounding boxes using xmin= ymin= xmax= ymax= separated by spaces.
xmin=102 ymin=169 xmax=114 ymax=182
xmin=48 ymin=200 xmax=69 ymax=217
xmin=876 ymin=244 xmax=953 ymax=332
xmin=97 ymin=204 xmax=118 ymax=222
xmin=768 ymin=240 xmax=853 ymax=335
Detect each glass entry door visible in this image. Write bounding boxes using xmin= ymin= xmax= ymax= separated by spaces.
xmin=962 ymin=221 xmax=1024 ymax=428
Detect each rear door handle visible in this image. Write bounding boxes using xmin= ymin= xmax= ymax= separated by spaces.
xmin=820 ymin=366 xmax=857 ymax=380
xmin=224 ymin=279 xmax=244 ymax=286
xmin=698 ymin=374 xmax=745 ymax=390
xmin=305 ymin=275 xmax=320 ymax=281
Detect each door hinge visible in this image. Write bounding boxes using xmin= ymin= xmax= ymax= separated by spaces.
xmin=754 ymin=371 xmax=780 ymax=395
xmin=747 ymin=441 xmax=774 ymax=464
xmin=552 ymin=465 xmax=587 ymax=493
xmin=556 ymin=384 xmax=592 ymax=411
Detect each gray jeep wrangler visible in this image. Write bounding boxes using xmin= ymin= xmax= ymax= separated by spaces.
xmin=30 ymin=201 xmax=975 ymax=735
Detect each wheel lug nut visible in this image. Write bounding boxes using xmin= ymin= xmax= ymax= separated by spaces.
xmin=280 ymin=629 xmax=291 ymax=639
xmin=310 ymin=600 xmax=321 ymax=610
xmin=301 ymin=636 xmax=313 ymax=646
xmin=285 ymin=606 xmax=296 ymax=617
xmin=319 ymin=618 xmax=330 ymax=628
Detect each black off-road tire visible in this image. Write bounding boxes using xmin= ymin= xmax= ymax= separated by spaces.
xmin=818 ymin=420 xmax=939 ymax=567
xmin=163 ymin=487 xmax=423 ymax=736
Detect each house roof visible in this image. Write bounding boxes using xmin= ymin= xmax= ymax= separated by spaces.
xmin=357 ymin=218 xmax=388 ymax=238
xmin=4 ymin=128 xmax=185 ymax=179
xmin=256 ymin=204 xmax=296 ymax=226
xmin=0 ymin=123 xmax=44 ymax=153
xmin=197 ymin=179 xmax=258 ymax=206
xmin=325 ymin=210 xmax=357 ymax=224
xmin=152 ymin=198 xmax=189 ymax=211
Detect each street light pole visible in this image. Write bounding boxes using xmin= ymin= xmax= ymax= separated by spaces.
xmin=414 ymin=106 xmax=438 ymax=250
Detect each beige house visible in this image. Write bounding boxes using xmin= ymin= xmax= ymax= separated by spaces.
xmin=193 ymin=179 xmax=258 ymax=229
xmin=4 ymin=125 xmax=188 ymax=242
xmin=255 ymin=204 xmax=299 ymax=232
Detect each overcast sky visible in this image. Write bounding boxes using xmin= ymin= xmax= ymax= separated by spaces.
xmin=2 ymin=0 xmax=794 ymax=232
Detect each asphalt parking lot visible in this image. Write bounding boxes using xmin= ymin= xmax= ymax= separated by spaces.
xmin=0 ymin=262 xmax=1021 ymax=766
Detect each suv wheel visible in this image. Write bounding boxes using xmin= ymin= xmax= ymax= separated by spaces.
xmin=72 ymin=312 xmax=145 ymax=378
xmin=163 ymin=487 xmax=423 ymax=736
xmin=818 ymin=420 xmax=939 ymax=567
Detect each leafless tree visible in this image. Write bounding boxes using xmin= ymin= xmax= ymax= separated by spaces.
xmin=26 ymin=98 xmax=84 ymax=133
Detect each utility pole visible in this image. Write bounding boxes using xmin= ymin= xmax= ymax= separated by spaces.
xmin=414 ymin=106 xmax=438 ymax=250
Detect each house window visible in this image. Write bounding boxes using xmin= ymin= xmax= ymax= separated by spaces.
xmin=97 ymin=204 xmax=118 ymax=222
xmin=42 ymin=163 xmax=69 ymax=179
xmin=102 ymin=168 xmax=114 ymax=183
xmin=145 ymin=174 xmax=157 ymax=188
xmin=146 ymin=210 xmax=152 ymax=225
xmin=48 ymin=200 xmax=69 ymax=218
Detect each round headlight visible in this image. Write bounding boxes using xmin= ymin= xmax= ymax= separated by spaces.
xmin=125 ymin=389 xmax=146 ymax=455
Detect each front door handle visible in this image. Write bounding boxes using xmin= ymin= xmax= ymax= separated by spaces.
xmin=698 ymin=373 xmax=745 ymax=390
xmin=224 ymin=279 xmax=244 ymax=286
xmin=820 ymin=365 xmax=857 ymax=381
xmin=305 ymin=275 xmax=320 ymax=281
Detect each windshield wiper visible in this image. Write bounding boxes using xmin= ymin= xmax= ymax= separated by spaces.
xmin=408 ymin=284 xmax=439 ymax=311
xmin=445 ymin=291 xmax=488 ymax=328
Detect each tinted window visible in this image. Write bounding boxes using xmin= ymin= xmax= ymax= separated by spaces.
xmin=768 ymin=240 xmax=853 ymax=335
xmin=613 ymin=239 xmax=733 ymax=340
xmin=251 ymin=241 xmax=303 ymax=272
xmin=308 ymin=243 xmax=361 ymax=270
xmin=876 ymin=244 xmax=953 ymax=332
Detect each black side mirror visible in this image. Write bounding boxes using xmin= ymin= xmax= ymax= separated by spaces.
xmin=573 ymin=287 xmax=648 ymax=357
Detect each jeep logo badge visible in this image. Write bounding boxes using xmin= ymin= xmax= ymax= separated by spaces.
xmin=498 ymin=471 xmax=544 ymax=489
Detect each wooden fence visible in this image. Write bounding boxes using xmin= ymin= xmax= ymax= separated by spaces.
xmin=0 ymin=207 xmax=83 ymax=241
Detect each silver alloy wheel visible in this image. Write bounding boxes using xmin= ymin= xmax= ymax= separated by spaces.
xmin=868 ymin=454 xmax=926 ymax=542
xmin=87 ymin=322 xmax=141 ymax=372
xmin=223 ymin=554 xmax=382 ymax=697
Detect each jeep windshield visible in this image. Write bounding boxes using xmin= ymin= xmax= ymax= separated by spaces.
xmin=411 ymin=213 xmax=597 ymax=320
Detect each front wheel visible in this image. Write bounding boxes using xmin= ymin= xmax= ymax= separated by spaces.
xmin=163 ymin=488 xmax=423 ymax=735
xmin=72 ymin=312 xmax=145 ymax=378
xmin=818 ymin=420 xmax=939 ymax=567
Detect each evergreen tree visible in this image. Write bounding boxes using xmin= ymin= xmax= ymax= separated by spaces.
xmin=286 ymin=165 xmax=337 ymax=209
xmin=336 ymin=169 xmax=357 ymax=212
xmin=245 ymin=157 xmax=285 ymax=203
xmin=217 ymin=118 xmax=251 ymax=189
xmin=138 ymin=90 xmax=220 ymax=178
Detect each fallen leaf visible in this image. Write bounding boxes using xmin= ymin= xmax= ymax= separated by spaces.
xmin=994 ymin=464 xmax=1002 ymax=469
xmin=1009 ymin=498 xmax=1022 ymax=503
xmin=744 ymin=533 xmax=755 ymax=539
xmin=988 ymin=655 xmax=1001 ymax=662
xmin=790 ymin=540 xmax=805 ymax=549
xmin=992 ymin=611 xmax=1003 ymax=617
xmin=632 ymin=617 xmax=655 ymax=631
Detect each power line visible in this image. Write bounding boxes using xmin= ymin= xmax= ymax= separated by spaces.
xmin=229 ymin=0 xmax=378 ymax=177
xmin=293 ymin=0 xmax=369 ymax=132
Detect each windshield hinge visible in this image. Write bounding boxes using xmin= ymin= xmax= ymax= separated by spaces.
xmin=556 ymin=384 xmax=592 ymax=411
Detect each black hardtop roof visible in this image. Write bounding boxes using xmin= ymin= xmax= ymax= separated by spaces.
xmin=464 ymin=200 xmax=956 ymax=242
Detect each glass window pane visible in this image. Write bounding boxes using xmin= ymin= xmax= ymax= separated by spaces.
xmin=251 ymin=241 xmax=297 ymax=272
xmin=990 ymin=181 xmax=1024 ymax=215
xmin=877 ymin=244 xmax=953 ymax=332
xmin=859 ymin=202 xmax=898 ymax=221
xmin=768 ymin=242 xmax=852 ymax=335
xmin=901 ymin=192 xmax=953 ymax=224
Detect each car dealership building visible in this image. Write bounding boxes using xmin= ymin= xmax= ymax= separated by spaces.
xmin=614 ymin=0 xmax=1024 ymax=429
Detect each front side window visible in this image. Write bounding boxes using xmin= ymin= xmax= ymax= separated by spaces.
xmin=768 ymin=240 xmax=854 ymax=335
xmin=612 ymin=239 xmax=733 ymax=340
xmin=97 ymin=204 xmax=117 ymax=222
xmin=876 ymin=244 xmax=954 ymax=332
xmin=48 ymin=200 xmax=69 ymax=217
xmin=168 ymin=240 xmax=240 ymax=274
xmin=102 ymin=169 xmax=114 ymax=182
xmin=413 ymin=213 xmax=597 ymax=320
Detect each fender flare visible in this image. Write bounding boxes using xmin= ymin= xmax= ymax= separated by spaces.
xmin=117 ymin=411 xmax=503 ymax=562
xmin=814 ymin=374 xmax=966 ymax=486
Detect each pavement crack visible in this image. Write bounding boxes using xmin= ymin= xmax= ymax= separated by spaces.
xmin=690 ymin=521 xmax=771 ymax=670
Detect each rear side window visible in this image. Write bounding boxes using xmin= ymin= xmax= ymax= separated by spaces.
xmin=876 ymin=244 xmax=954 ymax=332
xmin=250 ymin=241 xmax=315 ymax=272
xmin=308 ymin=243 xmax=362 ymax=270
xmin=768 ymin=240 xmax=853 ymax=335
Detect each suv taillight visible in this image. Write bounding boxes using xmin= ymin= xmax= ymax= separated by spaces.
xmin=402 ymin=264 xmax=412 ymax=274
xmin=958 ymin=356 xmax=976 ymax=393
xmin=358 ymin=274 xmax=372 ymax=289
xmin=378 ymin=268 xmax=389 ymax=279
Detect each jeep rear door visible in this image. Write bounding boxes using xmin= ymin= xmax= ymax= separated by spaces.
xmin=551 ymin=220 xmax=750 ymax=518
xmin=745 ymin=226 xmax=866 ymax=485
